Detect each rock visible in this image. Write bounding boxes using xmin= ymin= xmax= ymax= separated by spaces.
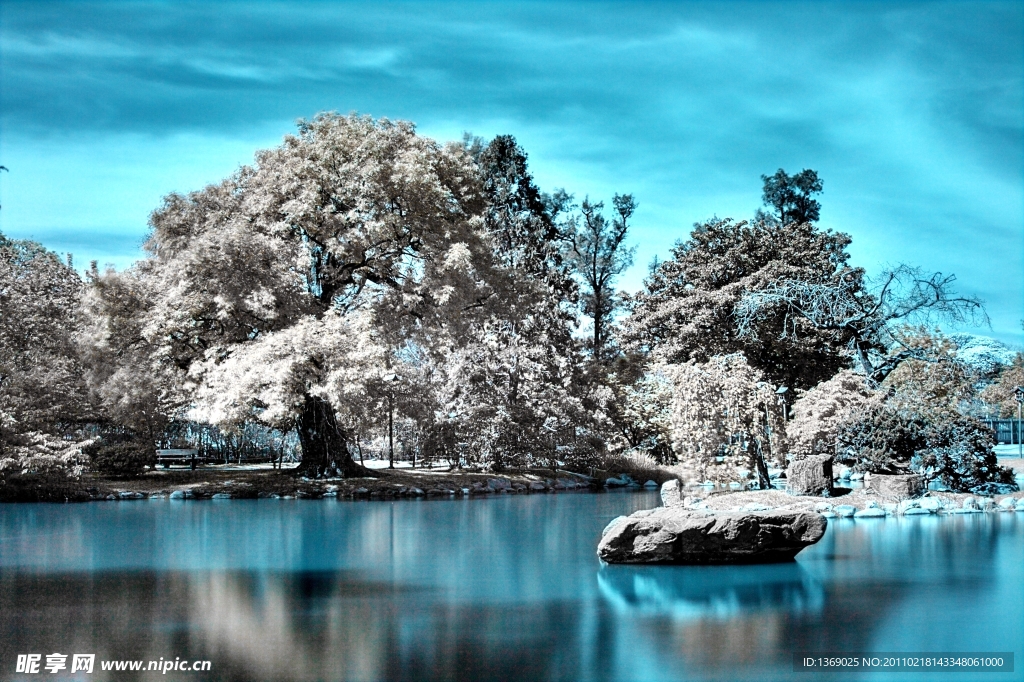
xmin=1015 ymin=499 xmax=1024 ymax=511
xmin=643 ymin=480 xmax=658 ymax=489
xmin=605 ymin=477 xmax=628 ymax=488
xmin=919 ymin=497 xmax=943 ymax=511
xmin=742 ymin=503 xmax=772 ymax=511
xmin=998 ymin=497 xmax=1017 ymax=510
xmin=834 ymin=505 xmax=856 ymax=518
xmin=854 ymin=507 xmax=886 ymax=518
xmin=837 ymin=466 xmax=852 ymax=480
xmin=978 ymin=498 xmax=994 ymax=511
xmin=814 ymin=502 xmax=832 ymax=512
xmin=903 ymin=507 xmax=931 ymax=515
xmin=211 ymin=493 xmax=232 ymax=499
xmin=787 ymin=455 xmax=833 ymax=496
xmin=962 ymin=497 xmax=979 ymax=510
xmin=487 ymin=478 xmax=511 ymax=491
xmin=557 ymin=478 xmax=579 ymax=490
xmin=870 ymin=474 xmax=925 ymax=499
xmin=597 ymin=507 xmax=826 ymax=564
xmin=850 ymin=472 xmax=865 ymax=481
xmin=660 ymin=479 xmax=684 ymax=507
xmin=603 ymin=516 xmax=628 ymax=536
xmin=410 ymin=488 xmax=425 ymax=496
xmin=529 ymin=481 xmax=546 ymax=491
xmin=897 ymin=500 xmax=920 ymax=514
xmin=820 ymin=511 xmax=837 ymax=518
xmin=169 ymin=490 xmax=186 ymax=500
xmin=323 ymin=491 xmax=337 ymax=497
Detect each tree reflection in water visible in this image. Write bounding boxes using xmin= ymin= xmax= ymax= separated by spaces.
xmin=0 ymin=500 xmax=1020 ymax=681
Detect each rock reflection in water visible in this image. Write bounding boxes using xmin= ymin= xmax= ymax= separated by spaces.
xmin=597 ymin=562 xmax=824 ymax=620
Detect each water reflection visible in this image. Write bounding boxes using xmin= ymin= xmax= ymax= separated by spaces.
xmin=0 ymin=498 xmax=1020 ymax=681
xmin=597 ymin=563 xmax=824 ymax=620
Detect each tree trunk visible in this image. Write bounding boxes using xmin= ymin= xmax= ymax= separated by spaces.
xmin=294 ymin=395 xmax=373 ymax=478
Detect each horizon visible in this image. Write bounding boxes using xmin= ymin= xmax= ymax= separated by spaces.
xmin=1 ymin=1 xmax=1021 ymax=346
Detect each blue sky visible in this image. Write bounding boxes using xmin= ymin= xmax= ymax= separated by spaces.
xmin=1 ymin=1 xmax=1021 ymax=345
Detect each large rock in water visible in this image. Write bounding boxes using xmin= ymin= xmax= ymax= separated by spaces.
xmin=786 ymin=454 xmax=833 ymax=496
xmin=597 ymin=507 xmax=827 ymax=564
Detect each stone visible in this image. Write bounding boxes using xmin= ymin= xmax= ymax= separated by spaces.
xmin=870 ymin=474 xmax=925 ymax=499
xmin=603 ymin=516 xmax=628 ymax=536
xmin=919 ymin=497 xmax=943 ymax=511
xmin=487 ymin=478 xmax=511 ymax=491
xmin=597 ymin=508 xmax=827 ymax=564
xmin=962 ymin=497 xmax=979 ymax=510
xmin=814 ymin=502 xmax=832 ymax=512
xmin=211 ymin=493 xmax=232 ymax=499
xmin=529 ymin=481 xmax=547 ymax=491
xmin=850 ymin=472 xmax=865 ymax=481
xmin=169 ymin=490 xmax=186 ymax=500
xmin=903 ymin=507 xmax=931 ymax=515
xmin=1015 ymin=499 xmax=1024 ymax=511
xmin=834 ymin=505 xmax=856 ymax=518
xmin=660 ymin=479 xmax=685 ymax=507
xmin=855 ymin=507 xmax=886 ymax=518
xmin=786 ymin=455 xmax=833 ymax=496
xmin=998 ymin=497 xmax=1017 ymax=509
xmin=978 ymin=498 xmax=994 ymax=511
xmin=742 ymin=503 xmax=772 ymax=511
xmin=605 ymin=477 xmax=629 ymax=488
xmin=643 ymin=480 xmax=659 ymax=489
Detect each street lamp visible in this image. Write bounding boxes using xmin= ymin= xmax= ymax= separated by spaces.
xmin=775 ymin=386 xmax=789 ymax=421
xmin=384 ymin=373 xmax=402 ymax=469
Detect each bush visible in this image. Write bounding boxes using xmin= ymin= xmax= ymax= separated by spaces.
xmin=87 ymin=441 xmax=155 ymax=478
xmin=837 ymin=405 xmax=1017 ymax=493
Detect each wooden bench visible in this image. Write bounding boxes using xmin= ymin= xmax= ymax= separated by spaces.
xmin=156 ymin=449 xmax=199 ymax=468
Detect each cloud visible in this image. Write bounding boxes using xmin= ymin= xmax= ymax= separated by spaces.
xmin=0 ymin=0 xmax=1020 ymax=343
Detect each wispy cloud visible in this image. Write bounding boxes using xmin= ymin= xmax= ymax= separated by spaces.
xmin=0 ymin=0 xmax=1020 ymax=343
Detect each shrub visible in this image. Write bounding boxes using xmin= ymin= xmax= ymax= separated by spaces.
xmin=87 ymin=440 xmax=155 ymax=478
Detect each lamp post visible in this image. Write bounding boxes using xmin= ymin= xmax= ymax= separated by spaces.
xmin=775 ymin=386 xmax=789 ymax=422
xmin=1014 ymin=386 xmax=1024 ymax=459
xmin=384 ymin=373 xmax=401 ymax=469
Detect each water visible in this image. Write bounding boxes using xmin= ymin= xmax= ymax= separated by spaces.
xmin=0 ymin=493 xmax=1021 ymax=681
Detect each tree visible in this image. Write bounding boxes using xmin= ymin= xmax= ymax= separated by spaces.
xmin=623 ymin=217 xmax=857 ymax=389
xmin=734 ymin=265 xmax=987 ymax=386
xmin=663 ymin=354 xmax=786 ymax=489
xmin=565 ymin=194 xmax=636 ymax=361
xmin=404 ymin=134 xmax=596 ymax=473
xmin=787 ymin=369 xmax=874 ymax=460
xmin=89 ymin=114 xmax=493 ymax=478
xmin=0 ymin=233 xmax=93 ymax=485
xmin=0 ymin=234 xmax=92 ymax=450
xmin=981 ymin=353 xmax=1024 ymax=417
xmin=756 ymin=168 xmax=822 ymax=225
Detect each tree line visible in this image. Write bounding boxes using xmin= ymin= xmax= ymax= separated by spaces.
xmin=0 ymin=114 xmax=1018 ymax=493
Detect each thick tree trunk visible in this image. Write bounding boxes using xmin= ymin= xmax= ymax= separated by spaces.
xmin=294 ymin=395 xmax=374 ymax=478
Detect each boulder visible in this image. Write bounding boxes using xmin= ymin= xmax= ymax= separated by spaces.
xmin=919 ymin=497 xmax=943 ymax=511
xmin=834 ymin=505 xmax=856 ymax=518
xmin=998 ymin=497 xmax=1016 ymax=510
xmin=787 ymin=455 xmax=833 ymax=496
xmin=854 ymin=507 xmax=886 ymax=518
xmin=596 ymin=507 xmax=826 ymax=564
xmin=643 ymin=480 xmax=659 ymax=489
xmin=870 ymin=474 xmax=925 ymax=499
xmin=660 ymin=479 xmax=685 ymax=507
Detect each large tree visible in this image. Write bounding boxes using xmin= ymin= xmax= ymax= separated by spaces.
xmin=622 ymin=217 xmax=858 ymax=389
xmin=88 ymin=114 xmax=493 ymax=478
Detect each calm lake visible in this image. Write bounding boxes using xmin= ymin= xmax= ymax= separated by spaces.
xmin=1 ymin=492 xmax=1021 ymax=681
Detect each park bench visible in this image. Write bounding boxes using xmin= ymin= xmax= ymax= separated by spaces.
xmin=155 ymin=449 xmax=198 ymax=468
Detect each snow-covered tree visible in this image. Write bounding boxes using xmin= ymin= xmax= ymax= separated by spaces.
xmin=0 ymin=233 xmax=95 ymax=484
xmin=88 ymin=114 xmax=493 ymax=477
xmin=663 ymin=354 xmax=786 ymax=488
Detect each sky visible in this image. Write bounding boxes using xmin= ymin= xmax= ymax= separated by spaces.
xmin=1 ymin=1 xmax=1021 ymax=345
